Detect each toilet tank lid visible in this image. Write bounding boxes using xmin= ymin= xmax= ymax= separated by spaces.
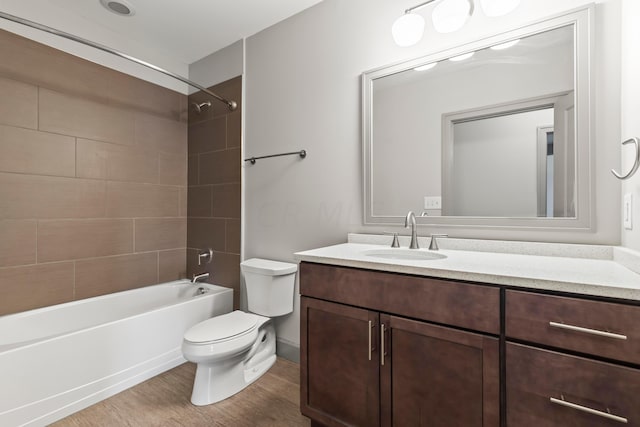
xmin=240 ymin=258 xmax=297 ymax=275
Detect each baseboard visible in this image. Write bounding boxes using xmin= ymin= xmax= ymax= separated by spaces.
xmin=276 ymin=338 xmax=300 ymax=363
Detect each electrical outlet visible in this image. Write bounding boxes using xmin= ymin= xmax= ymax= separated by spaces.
xmin=424 ymin=196 xmax=442 ymax=210
xmin=624 ymin=193 xmax=633 ymax=230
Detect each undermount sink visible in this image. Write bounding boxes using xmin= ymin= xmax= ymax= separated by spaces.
xmin=363 ymin=248 xmax=447 ymax=261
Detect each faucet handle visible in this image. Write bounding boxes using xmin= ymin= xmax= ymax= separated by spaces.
xmin=383 ymin=232 xmax=401 ymax=248
xmin=429 ymin=234 xmax=448 ymax=251
xmin=197 ymin=248 xmax=213 ymax=266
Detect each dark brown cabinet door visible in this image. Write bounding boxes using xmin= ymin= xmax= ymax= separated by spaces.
xmin=380 ymin=315 xmax=500 ymax=427
xmin=507 ymin=343 xmax=640 ymax=427
xmin=301 ymin=297 xmax=380 ymax=427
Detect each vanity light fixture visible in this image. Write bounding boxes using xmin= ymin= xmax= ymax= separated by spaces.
xmin=448 ymin=51 xmax=475 ymax=61
xmin=392 ymin=0 xmax=520 ymax=47
xmin=391 ymin=12 xmax=426 ymax=47
xmin=414 ymin=62 xmax=438 ymax=71
xmin=490 ymin=38 xmax=520 ymax=50
xmin=431 ymin=0 xmax=473 ymax=34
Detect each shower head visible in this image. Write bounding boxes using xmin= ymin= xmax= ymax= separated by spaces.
xmin=192 ymin=101 xmax=212 ymax=114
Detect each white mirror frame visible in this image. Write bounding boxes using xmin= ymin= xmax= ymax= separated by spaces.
xmin=362 ymin=5 xmax=594 ymax=231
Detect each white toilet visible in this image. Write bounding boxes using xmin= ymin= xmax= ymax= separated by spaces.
xmin=181 ymin=258 xmax=297 ymax=406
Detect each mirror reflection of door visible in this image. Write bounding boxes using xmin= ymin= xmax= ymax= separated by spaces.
xmin=446 ymin=106 xmax=555 ymax=217
xmin=536 ymin=126 xmax=554 ymax=217
xmin=552 ymin=92 xmax=576 ymax=217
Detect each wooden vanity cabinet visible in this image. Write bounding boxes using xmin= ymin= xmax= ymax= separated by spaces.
xmin=506 ymin=290 xmax=640 ymax=364
xmin=300 ymin=260 xmax=640 ymax=427
xmin=506 ymin=291 xmax=640 ymax=426
xmin=379 ymin=314 xmax=499 ymax=427
xmin=300 ymin=262 xmax=500 ymax=427
xmin=507 ymin=343 xmax=640 ymax=426
xmin=301 ymin=297 xmax=380 ymax=427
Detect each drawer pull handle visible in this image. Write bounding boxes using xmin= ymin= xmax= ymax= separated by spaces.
xmin=550 ymin=397 xmax=628 ymax=424
xmin=549 ymin=321 xmax=627 ymax=340
xmin=380 ymin=324 xmax=386 ymax=366
xmin=368 ymin=320 xmax=372 ymax=361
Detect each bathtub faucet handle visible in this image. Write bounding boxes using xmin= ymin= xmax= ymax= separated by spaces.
xmin=197 ymin=248 xmax=213 ymax=266
xmin=192 ymin=272 xmax=210 ymax=284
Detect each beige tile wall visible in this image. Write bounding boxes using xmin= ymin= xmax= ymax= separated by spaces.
xmin=187 ymin=77 xmax=242 ymax=309
xmin=0 ymin=29 xmax=188 ymax=316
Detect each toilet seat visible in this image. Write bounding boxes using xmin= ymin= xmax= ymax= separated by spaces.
xmin=184 ymin=311 xmax=258 ymax=345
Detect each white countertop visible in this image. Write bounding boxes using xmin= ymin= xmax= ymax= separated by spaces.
xmin=294 ymin=235 xmax=640 ymax=301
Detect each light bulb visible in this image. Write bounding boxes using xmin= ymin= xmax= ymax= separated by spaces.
xmin=392 ymin=13 xmax=425 ymax=47
xmin=414 ymin=62 xmax=438 ymax=71
xmin=432 ymin=0 xmax=472 ymax=34
xmin=490 ymin=39 xmax=520 ymax=50
xmin=449 ymin=52 xmax=475 ymax=62
xmin=480 ymin=0 xmax=521 ymax=17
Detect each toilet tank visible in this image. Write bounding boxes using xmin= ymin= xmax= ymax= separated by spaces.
xmin=240 ymin=258 xmax=297 ymax=317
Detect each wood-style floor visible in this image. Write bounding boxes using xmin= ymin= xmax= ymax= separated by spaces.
xmin=53 ymin=358 xmax=311 ymax=427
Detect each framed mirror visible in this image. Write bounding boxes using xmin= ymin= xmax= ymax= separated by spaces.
xmin=363 ymin=6 xmax=593 ymax=230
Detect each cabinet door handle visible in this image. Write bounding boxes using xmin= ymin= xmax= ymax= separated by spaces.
xmin=550 ymin=397 xmax=628 ymax=424
xmin=549 ymin=321 xmax=627 ymax=340
xmin=380 ymin=324 xmax=386 ymax=366
xmin=368 ymin=320 xmax=372 ymax=361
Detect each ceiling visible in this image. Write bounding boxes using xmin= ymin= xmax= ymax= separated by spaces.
xmin=0 ymin=0 xmax=323 ymax=65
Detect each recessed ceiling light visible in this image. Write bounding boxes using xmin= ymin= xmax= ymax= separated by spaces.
xmin=99 ymin=0 xmax=136 ymax=17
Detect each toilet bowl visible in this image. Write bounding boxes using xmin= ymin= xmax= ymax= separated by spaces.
xmin=182 ymin=258 xmax=297 ymax=406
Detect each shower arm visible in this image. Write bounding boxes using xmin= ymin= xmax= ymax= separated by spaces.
xmin=0 ymin=11 xmax=238 ymax=111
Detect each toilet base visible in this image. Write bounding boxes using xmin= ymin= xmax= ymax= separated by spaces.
xmin=189 ymin=322 xmax=276 ymax=406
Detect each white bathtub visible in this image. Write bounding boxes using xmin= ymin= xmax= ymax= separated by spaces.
xmin=0 ymin=279 xmax=233 ymax=427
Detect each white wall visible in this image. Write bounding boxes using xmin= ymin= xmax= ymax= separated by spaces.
xmin=244 ymin=0 xmax=621 ymax=349
xmin=621 ymin=0 xmax=640 ymax=251
xmin=188 ymin=40 xmax=244 ymax=93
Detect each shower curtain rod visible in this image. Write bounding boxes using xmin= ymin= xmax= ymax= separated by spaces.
xmin=0 ymin=11 xmax=238 ymax=111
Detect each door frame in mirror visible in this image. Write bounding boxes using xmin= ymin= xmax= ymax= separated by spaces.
xmin=441 ymin=92 xmax=566 ymax=218
xmin=362 ymin=5 xmax=594 ymax=231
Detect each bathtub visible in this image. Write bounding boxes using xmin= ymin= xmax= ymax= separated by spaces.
xmin=0 ymin=279 xmax=233 ymax=427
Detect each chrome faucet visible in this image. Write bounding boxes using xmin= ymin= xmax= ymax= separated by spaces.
xmin=192 ymin=272 xmax=210 ymax=284
xmin=404 ymin=211 xmax=419 ymax=249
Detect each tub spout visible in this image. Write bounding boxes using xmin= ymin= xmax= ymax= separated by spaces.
xmin=192 ymin=272 xmax=210 ymax=283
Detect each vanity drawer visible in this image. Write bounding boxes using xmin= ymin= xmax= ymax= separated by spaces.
xmin=506 ymin=290 xmax=640 ymax=364
xmin=507 ymin=343 xmax=640 ymax=426
xmin=300 ymin=262 xmax=500 ymax=334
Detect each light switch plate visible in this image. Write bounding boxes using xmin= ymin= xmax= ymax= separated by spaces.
xmin=424 ymin=196 xmax=442 ymax=210
xmin=624 ymin=193 xmax=633 ymax=230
